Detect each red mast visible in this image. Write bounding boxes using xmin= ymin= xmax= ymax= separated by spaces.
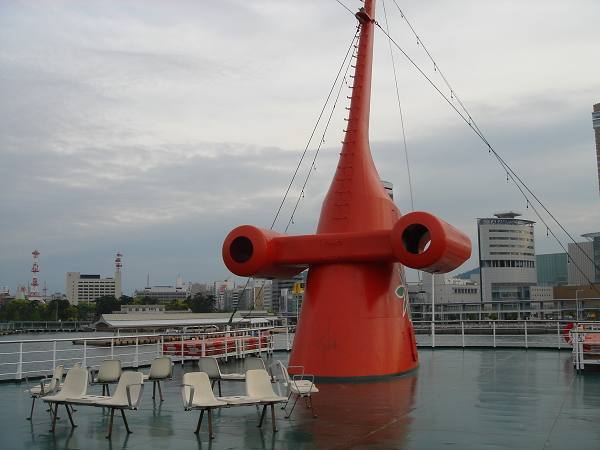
xmin=222 ymin=0 xmax=471 ymax=378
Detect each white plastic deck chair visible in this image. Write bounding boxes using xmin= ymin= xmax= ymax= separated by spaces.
xmin=25 ymin=364 xmax=64 ymax=420
xmin=245 ymin=369 xmax=288 ymax=432
xmin=244 ymin=357 xmax=267 ymax=372
xmin=219 ymin=357 xmax=267 ymax=382
xmin=275 ymin=361 xmax=318 ymax=418
xmin=198 ymin=357 xmax=226 ymax=396
xmin=94 ymin=371 xmax=144 ymax=439
xmin=143 ymin=356 xmax=172 ymax=401
xmin=91 ymin=359 xmax=122 ymax=396
xmin=182 ymin=372 xmax=227 ymax=439
xmin=42 ymin=366 xmax=88 ymax=432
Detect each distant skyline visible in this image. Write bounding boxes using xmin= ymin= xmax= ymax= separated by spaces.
xmin=1 ymin=0 xmax=599 ymax=294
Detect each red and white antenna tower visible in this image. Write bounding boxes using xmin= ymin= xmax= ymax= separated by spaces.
xmin=29 ymin=250 xmax=43 ymax=301
xmin=115 ymin=252 xmax=123 ymax=273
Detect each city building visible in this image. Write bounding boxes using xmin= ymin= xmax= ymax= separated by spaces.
xmin=66 ymin=274 xmax=119 ymax=305
xmin=478 ymin=212 xmax=537 ymax=303
xmin=271 ymin=273 xmax=305 ymax=314
xmin=134 ymin=275 xmax=190 ymax=303
xmin=253 ymin=279 xmax=272 ymax=311
xmin=119 ymin=304 xmax=166 ymax=314
xmin=381 ymin=180 xmax=394 ymax=200
xmin=421 ymin=273 xmax=480 ymax=305
xmin=567 ymin=233 xmax=600 ymax=285
xmin=65 ymin=253 xmax=123 ymax=305
xmin=536 ymin=252 xmax=568 ymax=286
xmin=213 ymin=280 xmax=235 ymax=310
xmin=593 ymin=103 xmax=600 ymax=195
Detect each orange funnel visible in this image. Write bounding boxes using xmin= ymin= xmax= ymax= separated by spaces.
xmin=222 ymin=0 xmax=471 ymax=378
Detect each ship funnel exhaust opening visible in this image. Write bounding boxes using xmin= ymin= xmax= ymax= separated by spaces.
xmin=230 ymin=236 xmax=253 ymax=263
xmin=402 ymin=224 xmax=431 ymax=254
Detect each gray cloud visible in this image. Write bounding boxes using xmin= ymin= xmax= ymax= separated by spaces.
xmin=1 ymin=0 xmax=598 ymax=293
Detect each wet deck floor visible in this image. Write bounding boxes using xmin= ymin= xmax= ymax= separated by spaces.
xmin=1 ymin=349 xmax=599 ymax=450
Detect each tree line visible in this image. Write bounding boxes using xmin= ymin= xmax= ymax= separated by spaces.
xmin=0 ymin=292 xmax=216 ymax=322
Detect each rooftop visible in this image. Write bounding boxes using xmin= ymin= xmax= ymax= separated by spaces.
xmin=94 ymin=311 xmax=276 ymax=329
xmin=2 ymin=349 xmax=600 ymax=449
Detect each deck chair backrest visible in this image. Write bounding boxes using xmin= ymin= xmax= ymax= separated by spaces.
xmin=47 ymin=365 xmax=64 ymax=392
xmin=244 ymin=357 xmax=266 ymax=372
xmin=182 ymin=372 xmax=218 ymax=406
xmin=61 ymin=366 xmax=88 ymax=398
xmin=276 ymin=361 xmax=291 ymax=386
xmin=112 ymin=371 xmax=144 ymax=406
xmin=149 ymin=357 xmax=172 ymax=380
xmin=197 ymin=357 xmax=221 ymax=379
xmin=97 ymin=359 xmax=122 ymax=383
xmin=246 ymin=369 xmax=276 ymax=398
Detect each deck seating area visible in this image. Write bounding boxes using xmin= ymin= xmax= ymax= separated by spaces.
xmin=22 ymin=355 xmax=313 ymax=441
xmin=6 ymin=350 xmax=600 ymax=450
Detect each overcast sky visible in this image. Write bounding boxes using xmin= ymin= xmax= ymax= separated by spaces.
xmin=1 ymin=0 xmax=599 ymax=295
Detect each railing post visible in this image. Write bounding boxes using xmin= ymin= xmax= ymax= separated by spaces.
xmin=135 ymin=337 xmax=139 ymax=368
xmin=16 ymin=342 xmax=23 ymax=380
xmin=493 ymin=322 xmax=496 ymax=348
xmin=160 ymin=335 xmax=164 ymax=357
xmin=557 ymin=321 xmax=561 ymax=349
xmin=110 ymin=338 xmax=114 ymax=359
xmin=181 ymin=334 xmax=185 ymax=366
xmin=461 ymin=321 xmax=465 ymax=348
xmin=52 ymin=341 xmax=57 ymax=370
xmin=201 ymin=335 xmax=206 ymax=357
xmin=83 ymin=340 xmax=87 ymax=368
xmin=286 ymin=323 xmax=290 ymax=351
xmin=524 ymin=321 xmax=528 ymax=349
xmin=431 ymin=321 xmax=435 ymax=348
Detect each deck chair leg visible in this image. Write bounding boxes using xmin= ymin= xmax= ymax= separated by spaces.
xmin=152 ymin=381 xmax=156 ymax=399
xmin=281 ymin=391 xmax=292 ymax=410
xmin=194 ymin=410 xmax=204 ymax=434
xmin=271 ymin=403 xmax=278 ymax=432
xmin=308 ymin=396 xmax=317 ymax=418
xmin=157 ymin=380 xmax=164 ymax=402
xmin=258 ymin=405 xmax=267 ymax=428
xmin=50 ymin=403 xmax=59 ymax=432
xmin=106 ymin=385 xmax=111 ymax=396
xmin=27 ymin=397 xmax=36 ymax=420
xmin=285 ymin=394 xmax=300 ymax=419
xmin=218 ymin=380 xmax=222 ymax=397
xmin=208 ymin=408 xmax=214 ymax=439
xmin=65 ymin=404 xmax=76 ymax=428
xmin=120 ymin=409 xmax=131 ymax=433
xmin=106 ymin=408 xmax=115 ymax=439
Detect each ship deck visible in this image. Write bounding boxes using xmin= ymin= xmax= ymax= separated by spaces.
xmin=1 ymin=348 xmax=599 ymax=450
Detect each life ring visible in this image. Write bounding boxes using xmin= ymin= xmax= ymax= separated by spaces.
xmin=562 ymin=322 xmax=574 ymax=343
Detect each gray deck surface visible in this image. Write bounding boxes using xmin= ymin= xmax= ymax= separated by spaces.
xmin=1 ymin=349 xmax=599 ymax=450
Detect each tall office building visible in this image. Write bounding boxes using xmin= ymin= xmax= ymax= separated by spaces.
xmin=65 ymin=253 xmax=123 ymax=305
xmin=478 ymin=212 xmax=537 ymax=302
xmin=593 ymin=103 xmax=600 ymax=195
xmin=536 ymin=253 xmax=568 ymax=286
xmin=567 ymin=233 xmax=600 ymax=285
xmin=66 ymin=273 xmax=118 ymax=305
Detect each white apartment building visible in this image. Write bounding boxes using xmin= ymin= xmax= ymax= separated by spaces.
xmin=66 ymin=272 xmax=121 ymax=305
xmin=421 ymin=273 xmax=480 ymax=305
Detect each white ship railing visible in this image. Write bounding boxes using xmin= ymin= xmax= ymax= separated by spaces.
xmin=0 ymin=327 xmax=276 ymax=381
xmin=413 ymin=320 xmax=574 ymax=349
xmin=569 ymin=324 xmax=600 ymax=371
xmin=0 ymin=320 xmax=585 ymax=380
